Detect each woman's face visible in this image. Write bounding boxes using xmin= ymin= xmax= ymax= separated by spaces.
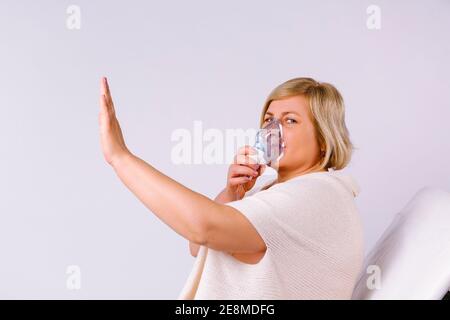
xmin=263 ymin=95 xmax=323 ymax=173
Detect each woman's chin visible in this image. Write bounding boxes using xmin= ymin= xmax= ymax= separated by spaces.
xmin=269 ymin=159 xmax=285 ymax=171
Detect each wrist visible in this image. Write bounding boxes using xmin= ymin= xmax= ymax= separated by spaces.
xmin=223 ymin=186 xmax=244 ymax=202
xmin=110 ymin=150 xmax=134 ymax=170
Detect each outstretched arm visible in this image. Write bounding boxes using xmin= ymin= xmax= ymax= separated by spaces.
xmin=189 ymin=188 xmax=237 ymax=257
xmin=98 ymin=77 xmax=266 ymax=254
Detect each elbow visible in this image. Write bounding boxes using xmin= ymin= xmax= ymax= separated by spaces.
xmin=188 ymin=220 xmax=209 ymax=246
xmin=187 ymin=202 xmax=219 ymax=247
xmin=189 ymin=239 xmax=199 ymax=257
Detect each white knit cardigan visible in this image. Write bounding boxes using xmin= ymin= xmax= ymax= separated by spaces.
xmin=178 ymin=169 xmax=364 ymax=299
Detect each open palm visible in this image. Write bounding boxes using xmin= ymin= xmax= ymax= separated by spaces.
xmin=98 ymin=77 xmax=130 ymax=166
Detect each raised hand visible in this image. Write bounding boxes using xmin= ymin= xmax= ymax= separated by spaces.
xmin=98 ymin=77 xmax=131 ymax=166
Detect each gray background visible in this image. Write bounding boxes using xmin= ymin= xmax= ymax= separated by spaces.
xmin=0 ymin=0 xmax=449 ymax=298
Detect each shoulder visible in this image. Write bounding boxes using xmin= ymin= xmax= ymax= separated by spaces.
xmin=270 ymin=170 xmax=360 ymax=200
xmin=242 ymin=171 xmax=359 ymax=222
xmin=255 ymin=172 xmax=336 ymax=198
xmin=241 ymin=170 xmax=360 ymax=214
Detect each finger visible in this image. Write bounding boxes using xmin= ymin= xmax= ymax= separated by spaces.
xmin=99 ymin=95 xmax=111 ymax=132
xmin=237 ymin=145 xmax=257 ymax=156
xmin=101 ymin=77 xmax=107 ymax=95
xmin=233 ymin=155 xmax=260 ymax=170
xmin=230 ymin=165 xmax=259 ymax=178
xmin=229 ymin=176 xmax=254 ymax=186
xmin=100 ymin=78 xmax=110 ymax=108
xmin=100 ymin=94 xmax=114 ymax=118
xmin=102 ymin=77 xmax=116 ymax=115
xmin=99 ymin=94 xmax=109 ymax=116
xmin=104 ymin=77 xmax=111 ymax=99
xmin=234 ymin=154 xmax=259 ymax=166
xmin=230 ymin=164 xmax=259 ymax=177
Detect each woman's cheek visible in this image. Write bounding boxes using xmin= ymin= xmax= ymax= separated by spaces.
xmin=285 ymin=135 xmax=305 ymax=158
xmin=281 ymin=135 xmax=295 ymax=159
xmin=283 ymin=132 xmax=297 ymax=152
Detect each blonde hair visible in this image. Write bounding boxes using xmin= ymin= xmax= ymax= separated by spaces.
xmin=259 ymin=77 xmax=355 ymax=170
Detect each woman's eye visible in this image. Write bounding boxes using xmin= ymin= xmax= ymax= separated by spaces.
xmin=286 ymin=118 xmax=297 ymax=124
xmin=264 ymin=118 xmax=272 ymax=123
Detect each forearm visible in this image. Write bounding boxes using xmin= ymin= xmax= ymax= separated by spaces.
xmin=112 ymin=152 xmax=218 ymax=243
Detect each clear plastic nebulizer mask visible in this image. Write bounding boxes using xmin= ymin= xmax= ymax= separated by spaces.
xmin=249 ymin=118 xmax=286 ymax=168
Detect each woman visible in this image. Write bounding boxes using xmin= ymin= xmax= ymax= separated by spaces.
xmin=98 ymin=76 xmax=364 ymax=299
